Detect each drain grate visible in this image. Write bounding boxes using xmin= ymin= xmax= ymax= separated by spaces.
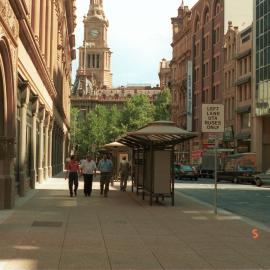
xmin=32 ymin=221 xmax=63 ymax=227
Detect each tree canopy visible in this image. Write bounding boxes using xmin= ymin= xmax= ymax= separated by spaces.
xmin=70 ymin=91 xmax=171 ymax=155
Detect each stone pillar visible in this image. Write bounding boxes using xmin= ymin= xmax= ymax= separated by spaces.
xmin=45 ymin=0 xmax=52 ymax=68
xmin=50 ymin=1 xmax=57 ymax=77
xmin=62 ymin=132 xmax=66 ymax=171
xmin=48 ymin=118 xmax=54 ymax=177
xmin=0 ymin=138 xmax=16 ymax=209
xmin=44 ymin=114 xmax=50 ymax=180
xmin=252 ymin=117 xmax=263 ymax=171
xmin=38 ymin=107 xmax=45 ymax=183
xmin=33 ymin=0 xmax=41 ymax=41
xmin=30 ymin=97 xmax=39 ymax=189
xmin=18 ymin=82 xmax=30 ymax=196
xmin=40 ymin=0 xmax=47 ymax=55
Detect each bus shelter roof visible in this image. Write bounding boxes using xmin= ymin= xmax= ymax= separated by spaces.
xmin=117 ymin=121 xmax=197 ymax=148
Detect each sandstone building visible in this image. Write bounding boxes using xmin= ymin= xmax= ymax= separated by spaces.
xmin=0 ymin=0 xmax=76 ymax=209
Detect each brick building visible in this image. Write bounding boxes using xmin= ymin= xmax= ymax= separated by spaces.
xmin=171 ymin=0 xmax=253 ymax=164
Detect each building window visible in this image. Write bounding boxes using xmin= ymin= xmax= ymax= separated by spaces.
xmin=87 ymin=54 xmax=91 ymax=68
xmin=213 ymin=55 xmax=220 ymax=72
xmin=212 ymin=84 xmax=219 ymax=100
xmin=92 ymin=54 xmax=96 ymax=68
xmin=203 ymin=62 xmax=209 ymax=77
xmin=213 ymin=26 xmax=220 ymax=44
xmin=241 ymin=113 xmax=251 ymax=129
xmin=96 ymin=54 xmax=100 ymax=68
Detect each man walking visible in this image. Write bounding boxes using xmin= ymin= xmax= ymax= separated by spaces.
xmin=98 ymin=154 xmax=113 ymax=197
xmin=80 ymin=155 xmax=97 ymax=197
xmin=119 ymin=156 xmax=130 ymax=191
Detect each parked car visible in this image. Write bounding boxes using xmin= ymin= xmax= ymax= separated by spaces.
xmin=253 ymin=168 xmax=270 ymax=186
xmin=177 ymin=165 xmax=198 ymax=181
xmin=217 ymin=165 xmax=256 ymax=184
xmin=174 ymin=163 xmax=180 ymax=178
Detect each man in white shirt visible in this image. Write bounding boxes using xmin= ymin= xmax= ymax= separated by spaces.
xmin=80 ymin=155 xmax=97 ymax=197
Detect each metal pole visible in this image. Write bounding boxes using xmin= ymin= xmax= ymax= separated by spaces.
xmin=214 ymin=137 xmax=218 ymax=215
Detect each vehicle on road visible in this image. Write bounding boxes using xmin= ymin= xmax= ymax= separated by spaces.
xmin=217 ymin=165 xmax=256 ymax=183
xmin=253 ymin=168 xmax=270 ymax=186
xmin=217 ymin=153 xmax=257 ymax=184
xmin=177 ymin=164 xmax=198 ymax=181
xmin=200 ymin=152 xmax=222 ymax=178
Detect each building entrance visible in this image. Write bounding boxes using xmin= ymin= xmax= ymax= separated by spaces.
xmin=0 ymin=38 xmax=16 ymax=209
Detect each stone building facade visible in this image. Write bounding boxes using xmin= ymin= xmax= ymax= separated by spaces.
xmin=170 ymin=2 xmax=192 ymax=163
xmin=0 ymin=0 xmax=76 ymax=209
xmin=235 ymin=25 xmax=253 ymax=153
xmin=71 ymin=0 xmax=161 ymax=113
xmin=158 ymin=58 xmax=171 ymax=90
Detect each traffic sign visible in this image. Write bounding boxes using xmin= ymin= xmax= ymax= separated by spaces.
xmin=202 ymin=104 xmax=224 ymax=133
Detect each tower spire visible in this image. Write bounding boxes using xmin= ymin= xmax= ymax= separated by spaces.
xmin=181 ymin=0 xmax=184 ymax=8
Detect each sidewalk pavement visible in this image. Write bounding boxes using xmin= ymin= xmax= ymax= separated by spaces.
xmin=0 ymin=173 xmax=270 ymax=270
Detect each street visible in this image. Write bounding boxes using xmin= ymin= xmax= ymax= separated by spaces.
xmin=175 ymin=178 xmax=270 ymax=229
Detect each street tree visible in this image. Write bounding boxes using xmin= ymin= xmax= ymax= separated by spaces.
xmin=121 ymin=93 xmax=155 ymax=132
xmin=154 ymin=88 xmax=171 ymax=121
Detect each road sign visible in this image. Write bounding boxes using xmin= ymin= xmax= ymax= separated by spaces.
xmin=202 ymin=104 xmax=224 ymax=133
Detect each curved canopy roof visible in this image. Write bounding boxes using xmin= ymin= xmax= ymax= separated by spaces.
xmin=118 ymin=121 xmax=197 ymax=148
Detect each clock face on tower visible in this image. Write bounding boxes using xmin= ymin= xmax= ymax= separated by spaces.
xmin=89 ymin=29 xmax=99 ymax=39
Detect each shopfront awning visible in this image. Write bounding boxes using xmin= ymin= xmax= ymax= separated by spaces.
xmin=236 ymin=105 xmax=251 ymax=114
xmin=117 ymin=121 xmax=197 ymax=148
xmin=235 ymin=131 xmax=251 ymax=140
xmin=235 ymin=75 xmax=251 ymax=86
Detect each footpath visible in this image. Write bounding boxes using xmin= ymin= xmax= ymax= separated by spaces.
xmin=0 ymin=173 xmax=270 ymax=270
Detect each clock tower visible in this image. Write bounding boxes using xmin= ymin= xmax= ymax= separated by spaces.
xmin=78 ymin=0 xmax=112 ymax=90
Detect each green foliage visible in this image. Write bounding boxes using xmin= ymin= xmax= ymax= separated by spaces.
xmin=70 ymin=92 xmax=170 ymax=155
xmin=121 ymin=94 xmax=155 ymax=132
xmin=154 ymin=88 xmax=171 ymax=121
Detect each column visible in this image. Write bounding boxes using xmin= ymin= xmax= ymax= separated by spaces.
xmin=48 ymin=118 xmax=54 ymax=177
xmin=40 ymin=0 xmax=47 ymax=55
xmin=45 ymin=0 xmax=52 ymax=67
xmin=62 ymin=132 xmax=66 ymax=171
xmin=18 ymin=83 xmax=30 ymax=196
xmin=30 ymin=97 xmax=39 ymax=189
xmin=44 ymin=114 xmax=50 ymax=180
xmin=38 ymin=107 xmax=45 ymax=183
xmin=50 ymin=1 xmax=57 ymax=77
xmin=33 ymin=0 xmax=41 ymax=41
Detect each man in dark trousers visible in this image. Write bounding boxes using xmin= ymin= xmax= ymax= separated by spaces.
xmin=119 ymin=156 xmax=130 ymax=191
xmin=98 ymin=154 xmax=113 ymax=197
xmin=80 ymin=155 xmax=97 ymax=197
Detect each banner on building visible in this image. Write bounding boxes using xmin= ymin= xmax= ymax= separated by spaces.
xmin=202 ymin=104 xmax=224 ymax=133
xmin=187 ymin=61 xmax=193 ymax=131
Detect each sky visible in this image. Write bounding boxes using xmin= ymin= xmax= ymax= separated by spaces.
xmin=72 ymin=0 xmax=198 ymax=87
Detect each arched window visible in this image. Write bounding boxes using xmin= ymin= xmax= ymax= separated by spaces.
xmin=203 ymin=8 xmax=210 ymax=25
xmin=214 ymin=0 xmax=221 ymax=16
xmin=195 ymin=16 xmax=200 ymax=32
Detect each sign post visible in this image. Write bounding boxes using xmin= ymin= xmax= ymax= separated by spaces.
xmin=202 ymin=104 xmax=224 ymax=215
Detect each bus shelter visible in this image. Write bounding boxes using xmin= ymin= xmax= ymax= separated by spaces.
xmin=103 ymin=142 xmax=130 ymax=182
xmin=117 ymin=121 xmax=196 ymax=206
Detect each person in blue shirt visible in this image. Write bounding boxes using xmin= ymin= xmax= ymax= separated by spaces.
xmin=98 ymin=154 xmax=113 ymax=197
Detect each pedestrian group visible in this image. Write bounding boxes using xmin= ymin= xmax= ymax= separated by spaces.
xmin=65 ymin=154 xmax=130 ymax=197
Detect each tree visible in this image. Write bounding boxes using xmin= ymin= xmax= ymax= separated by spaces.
xmin=121 ymin=94 xmax=155 ymax=132
xmin=154 ymin=88 xmax=171 ymax=121
xmin=70 ymin=106 xmax=80 ymax=150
